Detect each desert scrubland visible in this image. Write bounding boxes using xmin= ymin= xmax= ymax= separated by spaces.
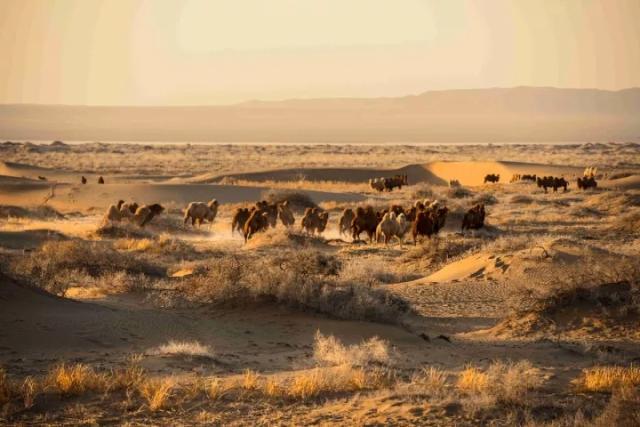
xmin=1 ymin=140 xmax=640 ymax=426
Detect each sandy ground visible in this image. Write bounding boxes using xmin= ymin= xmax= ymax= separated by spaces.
xmin=1 ymin=142 xmax=639 ymax=425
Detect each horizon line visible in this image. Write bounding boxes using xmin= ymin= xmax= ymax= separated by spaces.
xmin=1 ymin=86 xmax=638 ymax=109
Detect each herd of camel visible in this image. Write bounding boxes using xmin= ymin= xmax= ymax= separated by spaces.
xmin=101 ymin=166 xmax=602 ymax=245
xmin=103 ymin=196 xmax=486 ymax=246
xmin=487 ymin=169 xmax=599 ymax=193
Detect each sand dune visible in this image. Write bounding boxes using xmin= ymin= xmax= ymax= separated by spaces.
xmin=601 ymin=174 xmax=640 ymax=190
xmin=0 ymin=181 xmax=366 ymax=212
xmin=425 ymin=161 xmax=584 ymax=186
xmin=210 ymin=160 xmax=586 ymax=187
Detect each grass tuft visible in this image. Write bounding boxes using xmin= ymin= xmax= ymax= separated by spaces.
xmin=572 ymin=365 xmax=640 ymax=392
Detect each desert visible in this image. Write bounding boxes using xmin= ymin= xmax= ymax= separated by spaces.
xmin=3 ymin=1 xmax=640 ymax=425
xmin=0 ymin=140 xmax=639 ymax=425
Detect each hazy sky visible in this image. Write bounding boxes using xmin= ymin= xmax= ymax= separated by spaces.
xmin=1 ymin=0 xmax=639 ymax=105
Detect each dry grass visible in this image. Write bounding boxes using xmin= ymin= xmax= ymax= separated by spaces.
xmin=288 ymin=368 xmax=327 ymax=400
xmin=206 ymin=378 xmax=230 ymax=401
xmin=284 ymin=365 xmax=393 ymax=400
xmin=241 ymin=370 xmax=261 ymax=391
xmin=313 ymin=331 xmax=392 ymax=367
xmin=572 ymin=365 xmax=640 ymax=392
xmin=457 ymin=361 xmax=543 ymax=403
xmin=137 ymin=377 xmax=175 ymax=411
xmin=411 ymin=366 xmax=448 ymax=397
xmin=457 ymin=366 xmax=490 ymax=394
xmin=150 ymin=340 xmax=213 ymax=358
xmin=114 ymin=233 xmax=193 ymax=254
xmin=47 ymin=363 xmax=107 ymax=396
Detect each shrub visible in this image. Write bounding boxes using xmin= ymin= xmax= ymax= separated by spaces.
xmin=6 ymin=240 xmax=161 ymax=295
xmin=508 ymin=256 xmax=640 ymax=317
xmin=179 ymin=249 xmax=410 ymax=324
xmin=509 ymin=194 xmax=533 ymax=204
xmin=0 ymin=204 xmax=64 ymax=220
xmin=473 ymin=192 xmax=498 ymax=205
xmin=447 ymin=186 xmax=474 ymax=199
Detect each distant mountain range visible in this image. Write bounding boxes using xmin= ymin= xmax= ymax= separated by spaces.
xmin=1 ymin=87 xmax=639 ymax=143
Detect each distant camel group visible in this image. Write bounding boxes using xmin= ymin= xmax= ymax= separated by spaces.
xmin=369 ymin=175 xmax=409 ymax=192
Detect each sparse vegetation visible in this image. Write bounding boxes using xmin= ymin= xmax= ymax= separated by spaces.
xmin=313 ymin=331 xmax=392 ymax=367
xmin=5 ymin=240 xmax=162 ymax=295
xmin=150 ymin=340 xmax=214 ymax=358
xmin=178 ymin=249 xmax=410 ymax=324
xmin=573 ymin=365 xmax=640 ymax=392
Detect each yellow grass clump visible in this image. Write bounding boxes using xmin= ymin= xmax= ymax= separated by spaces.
xmin=288 ymin=368 xmax=327 ymax=400
xmin=412 ymin=366 xmax=448 ymax=396
xmin=138 ymin=377 xmax=175 ymax=411
xmin=206 ymin=378 xmax=230 ymax=401
xmin=456 ymin=366 xmax=490 ymax=394
xmin=47 ymin=363 xmax=107 ymax=396
xmin=573 ymin=365 xmax=640 ymax=392
xmin=241 ymin=369 xmax=261 ymax=391
xmin=114 ymin=238 xmax=154 ymax=252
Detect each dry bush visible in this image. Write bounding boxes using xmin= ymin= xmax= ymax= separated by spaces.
xmin=510 ymin=194 xmax=534 ymax=204
xmin=47 ymin=363 xmax=108 ymax=396
xmin=609 ymin=208 xmax=640 ymax=234
xmin=179 ymin=249 xmax=410 ymax=324
xmin=411 ymin=184 xmax=434 ymax=200
xmin=447 ymin=186 xmax=474 ymax=199
xmin=94 ymin=222 xmax=153 ymax=239
xmin=243 ymin=227 xmax=327 ymax=250
xmin=340 ymin=258 xmax=416 ymax=285
xmin=572 ymin=366 xmax=640 ymax=392
xmin=313 ymin=331 xmax=392 ymax=367
xmin=261 ymin=189 xmax=317 ymax=210
xmin=0 ymin=204 xmax=64 ymax=220
xmin=113 ymin=233 xmax=190 ymax=253
xmin=149 ymin=340 xmax=213 ymax=358
xmin=487 ymin=360 xmax=544 ymax=403
xmin=473 ymin=192 xmax=498 ymax=205
xmin=6 ymin=240 xmax=161 ymax=295
xmin=481 ymin=234 xmax=532 ymax=254
xmin=508 ymin=256 xmax=640 ymax=318
xmin=137 ymin=377 xmax=175 ymax=411
xmin=401 ymin=235 xmax=480 ymax=272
